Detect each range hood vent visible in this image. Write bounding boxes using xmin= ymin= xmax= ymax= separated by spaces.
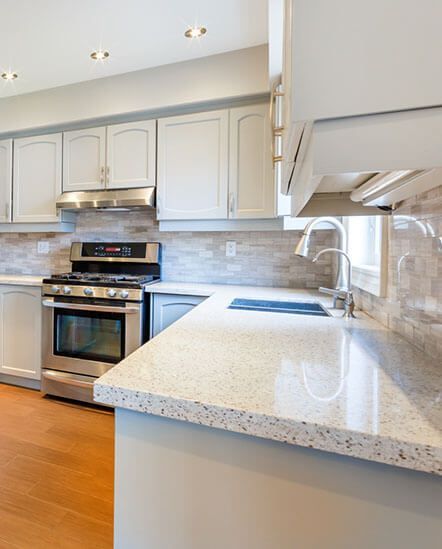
xmin=56 ymin=187 xmax=156 ymax=211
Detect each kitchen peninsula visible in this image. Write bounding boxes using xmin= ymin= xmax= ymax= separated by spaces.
xmin=95 ymin=283 xmax=442 ymax=549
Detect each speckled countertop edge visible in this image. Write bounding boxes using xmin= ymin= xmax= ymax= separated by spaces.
xmin=94 ymin=282 xmax=442 ymax=476
xmin=0 ymin=274 xmax=45 ymax=286
xmin=96 ymin=382 xmax=441 ymax=475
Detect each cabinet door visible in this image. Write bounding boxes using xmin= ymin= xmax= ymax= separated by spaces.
xmin=107 ymin=121 xmax=156 ymax=189
xmin=63 ymin=127 xmax=106 ymax=191
xmin=291 ymin=0 xmax=442 ymax=121
xmin=152 ymin=294 xmax=205 ymax=337
xmin=157 ymin=111 xmax=229 ymax=220
xmin=229 ymin=105 xmax=275 ymax=219
xmin=0 ymin=286 xmax=41 ymax=380
xmin=0 ymin=139 xmax=12 ymax=223
xmin=13 ymin=133 xmax=62 ymax=223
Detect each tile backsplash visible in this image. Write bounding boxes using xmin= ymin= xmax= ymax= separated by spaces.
xmin=354 ymin=185 xmax=442 ymax=360
xmin=0 ymin=210 xmax=335 ymax=289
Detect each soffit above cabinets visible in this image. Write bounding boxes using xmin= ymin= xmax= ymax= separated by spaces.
xmin=0 ymin=0 xmax=267 ymax=98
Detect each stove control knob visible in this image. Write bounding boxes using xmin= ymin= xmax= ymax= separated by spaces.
xmin=119 ymin=290 xmax=129 ymax=299
xmin=83 ymin=287 xmax=94 ymax=296
xmin=62 ymin=286 xmax=72 ymax=295
xmin=51 ymin=285 xmax=60 ymax=294
xmin=106 ymin=289 xmax=117 ymax=298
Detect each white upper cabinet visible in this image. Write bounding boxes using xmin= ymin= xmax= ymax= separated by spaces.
xmin=63 ymin=121 xmax=156 ymax=192
xmin=63 ymin=127 xmax=106 ymax=192
xmin=13 ymin=133 xmax=62 ymax=223
xmin=0 ymin=285 xmax=41 ymax=380
xmin=0 ymin=139 xmax=12 ymax=223
xmin=107 ymin=120 xmax=156 ymax=189
xmin=157 ymin=110 xmax=229 ymax=220
xmin=229 ymin=105 xmax=275 ymax=219
xmin=287 ymin=0 xmax=442 ymax=121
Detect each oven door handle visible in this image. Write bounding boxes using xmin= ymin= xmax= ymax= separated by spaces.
xmin=42 ymin=298 xmax=140 ymax=314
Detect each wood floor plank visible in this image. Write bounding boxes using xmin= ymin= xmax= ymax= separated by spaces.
xmin=4 ymin=455 xmax=113 ymax=501
xmin=0 ymin=384 xmax=114 ymax=547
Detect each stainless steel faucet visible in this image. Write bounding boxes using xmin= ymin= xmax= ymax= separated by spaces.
xmin=313 ymin=248 xmax=355 ymax=318
xmin=294 ymin=217 xmax=349 ymax=308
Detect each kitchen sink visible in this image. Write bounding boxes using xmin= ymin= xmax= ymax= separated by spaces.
xmin=228 ymin=298 xmax=330 ymax=317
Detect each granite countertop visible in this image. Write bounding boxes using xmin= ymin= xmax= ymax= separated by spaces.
xmin=0 ymin=274 xmax=45 ymax=286
xmin=94 ymin=282 xmax=442 ymax=475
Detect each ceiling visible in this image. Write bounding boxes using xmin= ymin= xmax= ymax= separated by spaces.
xmin=0 ymin=0 xmax=268 ymax=98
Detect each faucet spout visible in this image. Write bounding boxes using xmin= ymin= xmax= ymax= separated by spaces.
xmin=294 ymin=216 xmax=349 ymax=294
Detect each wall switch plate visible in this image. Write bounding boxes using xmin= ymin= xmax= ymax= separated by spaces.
xmin=226 ymin=241 xmax=237 ymax=257
xmin=37 ymin=241 xmax=50 ymax=254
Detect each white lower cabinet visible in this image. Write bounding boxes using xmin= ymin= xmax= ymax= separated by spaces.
xmin=152 ymin=293 xmax=206 ymax=337
xmin=0 ymin=285 xmax=42 ymax=380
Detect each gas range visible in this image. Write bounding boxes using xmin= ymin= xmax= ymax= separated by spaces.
xmin=41 ymin=241 xmax=161 ymax=406
xmin=42 ymin=242 xmax=161 ymax=302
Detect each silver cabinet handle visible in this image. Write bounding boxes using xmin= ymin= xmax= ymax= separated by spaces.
xmin=100 ymin=166 xmax=105 ymax=185
xmin=229 ymin=192 xmax=235 ymax=217
xmin=106 ymin=165 xmax=110 ymax=184
xmin=42 ymin=298 xmax=139 ymax=314
xmin=5 ymin=203 xmax=9 ymax=220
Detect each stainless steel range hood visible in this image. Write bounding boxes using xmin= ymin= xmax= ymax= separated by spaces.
xmin=56 ymin=187 xmax=155 ymax=211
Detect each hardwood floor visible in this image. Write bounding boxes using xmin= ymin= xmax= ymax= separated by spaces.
xmin=0 ymin=383 xmax=114 ymax=548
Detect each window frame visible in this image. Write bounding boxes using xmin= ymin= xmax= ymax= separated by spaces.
xmin=344 ymin=216 xmax=389 ymax=297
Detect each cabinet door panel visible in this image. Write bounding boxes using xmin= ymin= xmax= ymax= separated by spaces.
xmin=13 ymin=134 xmax=62 ymax=223
xmin=0 ymin=139 xmax=12 ymax=223
xmin=290 ymin=0 xmax=442 ymax=121
xmin=152 ymin=294 xmax=205 ymax=337
xmin=107 ymin=120 xmax=156 ymax=189
xmin=0 ymin=287 xmax=41 ymax=380
xmin=157 ymin=111 xmax=228 ymax=220
xmin=63 ymin=127 xmax=106 ymax=191
xmin=229 ymin=105 xmax=275 ymax=219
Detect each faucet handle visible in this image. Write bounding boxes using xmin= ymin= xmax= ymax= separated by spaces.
xmin=319 ymin=286 xmax=345 ymax=299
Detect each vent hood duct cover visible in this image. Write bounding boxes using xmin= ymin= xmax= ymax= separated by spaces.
xmin=56 ymin=187 xmax=155 ymax=211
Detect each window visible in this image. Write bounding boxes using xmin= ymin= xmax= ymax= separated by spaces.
xmin=345 ymin=216 xmax=388 ymax=297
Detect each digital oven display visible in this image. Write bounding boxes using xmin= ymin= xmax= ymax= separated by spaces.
xmin=81 ymin=242 xmax=147 ymax=258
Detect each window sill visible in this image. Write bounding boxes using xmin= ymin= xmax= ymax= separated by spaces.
xmin=352 ymin=264 xmax=386 ymax=297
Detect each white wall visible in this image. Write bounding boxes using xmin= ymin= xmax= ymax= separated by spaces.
xmin=0 ymin=45 xmax=268 ymax=135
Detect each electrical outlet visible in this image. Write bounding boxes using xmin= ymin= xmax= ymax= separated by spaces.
xmin=37 ymin=241 xmax=50 ymax=254
xmin=225 ymin=241 xmax=236 ymax=257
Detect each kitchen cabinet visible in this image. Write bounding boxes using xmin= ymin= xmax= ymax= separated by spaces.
xmin=13 ymin=133 xmax=62 ymax=223
xmin=107 ymin=120 xmax=156 ymax=189
xmin=229 ymin=105 xmax=275 ymax=219
xmin=0 ymin=139 xmax=12 ymax=223
xmin=152 ymin=293 xmax=206 ymax=337
xmin=63 ymin=127 xmax=106 ymax=191
xmin=287 ymin=0 xmax=442 ymax=122
xmin=157 ymin=110 xmax=229 ymax=220
xmin=157 ymin=105 xmax=275 ymax=221
xmin=63 ymin=120 xmax=156 ymax=192
xmin=0 ymin=285 xmax=41 ymax=380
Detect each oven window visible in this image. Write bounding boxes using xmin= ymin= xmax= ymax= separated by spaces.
xmin=54 ymin=309 xmax=125 ymax=363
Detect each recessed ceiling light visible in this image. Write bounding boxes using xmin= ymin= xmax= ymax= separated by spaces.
xmin=90 ymin=50 xmax=110 ymax=61
xmin=1 ymin=71 xmax=18 ymax=81
xmin=184 ymin=26 xmax=207 ymax=39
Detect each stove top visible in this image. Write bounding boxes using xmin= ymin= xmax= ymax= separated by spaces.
xmin=43 ymin=272 xmax=160 ymax=289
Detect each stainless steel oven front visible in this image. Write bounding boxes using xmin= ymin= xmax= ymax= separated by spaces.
xmin=41 ymin=296 xmax=144 ymax=403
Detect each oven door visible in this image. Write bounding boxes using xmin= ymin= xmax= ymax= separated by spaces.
xmin=42 ymin=297 xmax=143 ymax=377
